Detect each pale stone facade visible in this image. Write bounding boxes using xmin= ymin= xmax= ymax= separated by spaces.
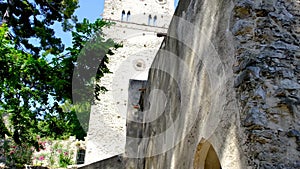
xmin=84 ymin=0 xmax=174 ymax=164
xmin=80 ymin=0 xmax=300 ymax=168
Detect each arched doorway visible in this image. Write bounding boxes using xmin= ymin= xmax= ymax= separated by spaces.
xmin=193 ymin=140 xmax=222 ymax=169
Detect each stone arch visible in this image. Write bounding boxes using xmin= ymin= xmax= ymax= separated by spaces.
xmin=193 ymin=139 xmax=222 ymax=169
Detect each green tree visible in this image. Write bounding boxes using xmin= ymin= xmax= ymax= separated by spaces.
xmin=0 ymin=0 xmax=78 ymax=56
xmin=0 ymin=0 xmax=120 ymax=151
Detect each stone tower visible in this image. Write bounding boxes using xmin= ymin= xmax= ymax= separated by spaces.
xmin=84 ymin=0 xmax=174 ymax=164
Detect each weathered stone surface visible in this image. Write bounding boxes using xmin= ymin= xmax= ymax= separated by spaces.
xmin=83 ymin=0 xmax=300 ymax=168
xmin=280 ymin=79 xmax=300 ymax=89
xmin=287 ymin=129 xmax=300 ymax=138
xmin=234 ymin=70 xmax=250 ymax=88
xmin=84 ymin=0 xmax=175 ymax=164
xmin=135 ymin=0 xmax=299 ymax=167
xmin=234 ymin=0 xmax=253 ymax=18
xmin=282 ymin=69 xmax=294 ymax=78
xmin=135 ymin=0 xmax=245 ymax=168
xmin=260 ymin=0 xmax=275 ymax=11
xmin=244 ymin=107 xmax=268 ymax=128
xmin=79 ymin=155 xmax=125 ymax=169
xmin=271 ymin=41 xmax=299 ymax=51
xmin=233 ymin=0 xmax=300 ymax=167
xmin=258 ymin=50 xmax=286 ymax=59
xmin=232 ymin=20 xmax=254 ymax=36
xmin=248 ymin=66 xmax=261 ymax=79
xmin=254 ymin=86 xmax=266 ymax=100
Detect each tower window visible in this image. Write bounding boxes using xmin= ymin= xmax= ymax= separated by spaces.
xmin=153 ymin=15 xmax=157 ymax=26
xmin=148 ymin=15 xmax=152 ymax=25
xmin=127 ymin=11 xmax=131 ymax=21
xmin=121 ymin=10 xmax=125 ymax=21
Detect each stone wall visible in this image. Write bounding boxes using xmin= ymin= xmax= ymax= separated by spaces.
xmin=82 ymin=0 xmax=300 ymax=168
xmin=84 ymin=0 xmax=174 ymax=164
xmin=128 ymin=0 xmax=300 ymax=168
xmin=85 ymin=25 xmax=165 ymax=164
xmin=78 ymin=155 xmax=124 ymax=169
xmin=136 ymin=0 xmax=244 ymax=168
xmin=232 ymin=0 xmax=300 ymax=168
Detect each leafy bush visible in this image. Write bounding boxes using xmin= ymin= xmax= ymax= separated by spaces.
xmin=0 ymin=140 xmax=34 ymax=168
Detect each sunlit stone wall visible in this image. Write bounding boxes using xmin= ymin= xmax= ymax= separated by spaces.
xmin=132 ymin=0 xmax=300 ymax=168
xmin=84 ymin=0 xmax=174 ymax=164
xmin=83 ymin=0 xmax=300 ymax=168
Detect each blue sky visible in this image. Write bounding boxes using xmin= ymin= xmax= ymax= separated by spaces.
xmin=75 ymin=0 xmax=179 ymax=22
xmin=55 ymin=0 xmax=179 ymax=48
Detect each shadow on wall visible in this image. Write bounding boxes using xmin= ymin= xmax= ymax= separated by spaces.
xmin=194 ymin=139 xmax=222 ymax=169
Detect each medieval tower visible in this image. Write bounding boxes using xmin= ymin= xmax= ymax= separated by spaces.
xmin=84 ymin=0 xmax=174 ymax=164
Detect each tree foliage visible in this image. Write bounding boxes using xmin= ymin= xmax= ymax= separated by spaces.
xmin=0 ymin=0 xmax=120 ymax=150
xmin=0 ymin=0 xmax=78 ymax=56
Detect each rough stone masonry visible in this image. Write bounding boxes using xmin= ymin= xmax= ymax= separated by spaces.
xmin=80 ymin=0 xmax=300 ymax=168
xmin=137 ymin=0 xmax=300 ymax=168
xmin=232 ymin=0 xmax=300 ymax=168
